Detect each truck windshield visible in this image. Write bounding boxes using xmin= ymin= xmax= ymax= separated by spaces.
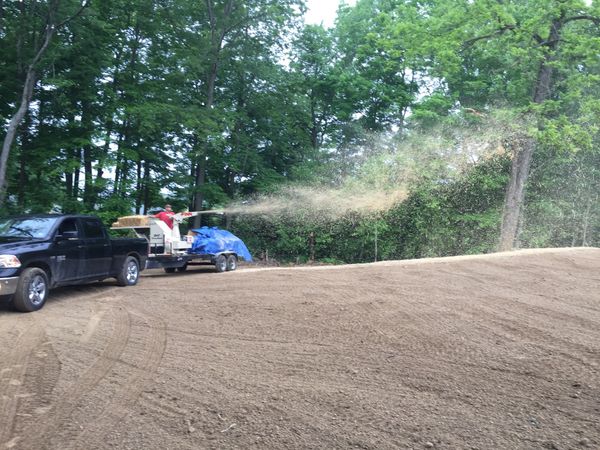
xmin=0 ymin=217 xmax=59 ymax=239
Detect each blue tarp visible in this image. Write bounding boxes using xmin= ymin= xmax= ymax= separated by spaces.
xmin=189 ymin=227 xmax=253 ymax=262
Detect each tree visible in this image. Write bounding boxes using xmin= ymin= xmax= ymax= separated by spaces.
xmin=0 ymin=0 xmax=88 ymax=206
xmin=419 ymin=0 xmax=600 ymax=250
xmin=289 ymin=25 xmax=338 ymax=151
xmin=335 ymin=0 xmax=421 ymax=132
xmin=498 ymin=5 xmax=600 ymax=250
xmin=164 ymin=0 xmax=304 ymax=225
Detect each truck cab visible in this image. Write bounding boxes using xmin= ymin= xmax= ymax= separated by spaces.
xmin=0 ymin=214 xmax=148 ymax=312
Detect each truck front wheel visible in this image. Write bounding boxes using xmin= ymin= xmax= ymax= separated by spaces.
xmin=117 ymin=256 xmax=139 ymax=286
xmin=13 ymin=268 xmax=49 ymax=312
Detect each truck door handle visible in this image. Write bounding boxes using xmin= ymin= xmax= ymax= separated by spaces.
xmin=103 ymin=244 xmax=109 ymax=247
xmin=77 ymin=245 xmax=84 ymax=249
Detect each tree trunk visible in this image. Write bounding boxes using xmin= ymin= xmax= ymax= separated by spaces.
xmin=114 ymin=120 xmax=131 ymax=197
xmin=113 ymin=134 xmax=124 ymax=195
xmin=498 ymin=17 xmax=562 ymax=250
xmin=96 ymin=109 xmax=117 ymax=191
xmin=191 ymin=0 xmax=235 ymax=226
xmin=142 ymin=160 xmax=150 ymax=214
xmin=581 ymin=194 xmax=595 ymax=247
xmin=193 ymin=156 xmax=206 ymax=228
xmin=499 ymin=138 xmax=535 ymax=251
xmin=191 ymin=55 xmax=219 ymax=226
xmin=82 ymin=103 xmax=95 ymax=210
xmin=65 ymin=169 xmax=73 ymax=200
xmin=135 ymin=159 xmax=142 ymax=214
xmin=113 ymin=156 xmax=121 ymax=195
xmin=72 ymin=147 xmax=81 ymax=200
xmin=15 ymin=0 xmax=25 ymax=75
xmin=17 ymin=111 xmax=33 ymax=207
xmin=96 ymin=125 xmax=112 ymax=185
xmin=18 ymin=141 xmax=27 ymax=208
xmin=0 ymin=1 xmax=69 ymax=205
xmin=0 ymin=0 xmax=4 ymax=35
xmin=310 ymin=92 xmax=319 ymax=149
xmin=118 ymin=159 xmax=129 ymax=198
xmin=0 ymin=68 xmax=37 ymax=204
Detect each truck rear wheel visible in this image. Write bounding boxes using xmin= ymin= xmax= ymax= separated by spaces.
xmin=116 ymin=256 xmax=139 ymax=286
xmin=226 ymin=255 xmax=237 ymax=271
xmin=13 ymin=268 xmax=49 ymax=312
xmin=214 ymin=255 xmax=227 ymax=273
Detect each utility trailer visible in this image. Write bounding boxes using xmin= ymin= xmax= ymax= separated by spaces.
xmin=111 ymin=211 xmax=238 ymax=273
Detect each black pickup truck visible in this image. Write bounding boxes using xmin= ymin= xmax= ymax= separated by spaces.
xmin=0 ymin=214 xmax=148 ymax=312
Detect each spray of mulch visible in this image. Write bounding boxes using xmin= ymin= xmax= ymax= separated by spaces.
xmin=207 ymin=113 xmax=525 ymax=221
xmin=222 ymin=186 xmax=406 ymax=220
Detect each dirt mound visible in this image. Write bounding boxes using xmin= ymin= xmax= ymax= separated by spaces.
xmin=1 ymin=248 xmax=599 ymax=449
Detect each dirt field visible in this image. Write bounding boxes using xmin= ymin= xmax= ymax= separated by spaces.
xmin=1 ymin=248 xmax=599 ymax=449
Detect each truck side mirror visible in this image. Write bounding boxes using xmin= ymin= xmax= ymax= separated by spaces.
xmin=56 ymin=230 xmax=79 ymax=240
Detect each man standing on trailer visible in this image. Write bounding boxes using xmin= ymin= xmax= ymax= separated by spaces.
xmin=154 ymin=204 xmax=175 ymax=229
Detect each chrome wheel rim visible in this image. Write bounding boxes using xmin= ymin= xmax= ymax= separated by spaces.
xmin=28 ymin=275 xmax=47 ymax=306
xmin=218 ymin=258 xmax=226 ymax=271
xmin=126 ymin=261 xmax=138 ymax=283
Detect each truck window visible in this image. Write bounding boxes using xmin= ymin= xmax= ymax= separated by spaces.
xmin=81 ymin=218 xmax=106 ymax=239
xmin=0 ymin=217 xmax=59 ymax=239
xmin=57 ymin=218 xmax=79 ymax=237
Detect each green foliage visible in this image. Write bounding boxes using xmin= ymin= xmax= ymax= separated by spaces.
xmin=385 ymin=155 xmax=511 ymax=258
xmin=229 ymin=155 xmax=511 ymax=263
xmin=92 ymin=196 xmax=136 ymax=228
xmin=1 ymin=0 xmax=599 ymax=257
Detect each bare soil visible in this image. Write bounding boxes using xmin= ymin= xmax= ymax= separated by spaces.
xmin=1 ymin=248 xmax=599 ymax=450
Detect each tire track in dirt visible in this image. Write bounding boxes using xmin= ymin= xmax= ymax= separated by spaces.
xmin=435 ymin=265 xmax=600 ymax=366
xmin=79 ymin=309 xmax=107 ymax=344
xmin=436 ymin=264 xmax=600 ymax=323
xmin=8 ymin=336 xmax=62 ymax=448
xmin=350 ymin=291 xmax=506 ymax=372
xmin=65 ymin=303 xmax=167 ymax=450
xmin=166 ymin=326 xmax=333 ymax=348
xmin=1 ymin=289 xmax=120 ymax=449
xmin=343 ymin=265 xmax=597 ymax=403
xmin=426 ymin=266 xmax=600 ymax=356
xmin=0 ymin=317 xmax=46 ymax=449
xmin=345 ymin=296 xmax=530 ymax=400
xmin=18 ymin=303 xmax=131 ymax=449
xmin=41 ymin=285 xmax=120 ymax=315
xmin=482 ymin=312 xmax=600 ymax=372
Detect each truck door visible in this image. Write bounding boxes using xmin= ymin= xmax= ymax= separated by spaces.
xmin=51 ymin=218 xmax=84 ymax=283
xmin=80 ymin=217 xmax=112 ymax=278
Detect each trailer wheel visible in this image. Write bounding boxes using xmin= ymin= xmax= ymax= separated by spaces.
xmin=164 ymin=267 xmax=176 ymax=274
xmin=226 ymin=255 xmax=237 ymax=271
xmin=116 ymin=256 xmax=139 ymax=286
xmin=214 ymin=255 xmax=227 ymax=273
xmin=176 ymin=264 xmax=188 ymax=273
xmin=13 ymin=268 xmax=49 ymax=312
